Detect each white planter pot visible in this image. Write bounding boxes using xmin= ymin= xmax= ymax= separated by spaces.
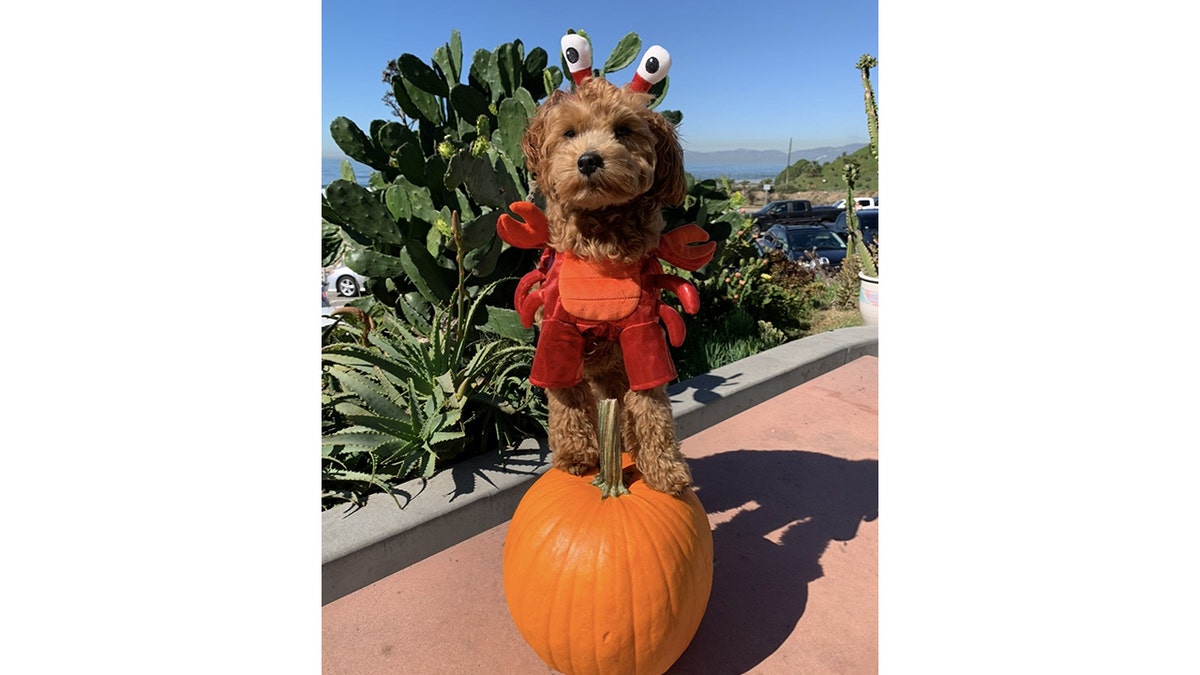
xmin=858 ymin=272 xmax=879 ymax=326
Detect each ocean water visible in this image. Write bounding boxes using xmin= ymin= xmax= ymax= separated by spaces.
xmin=320 ymin=157 xmax=777 ymax=189
xmin=322 ymin=158 xmax=375 ymax=187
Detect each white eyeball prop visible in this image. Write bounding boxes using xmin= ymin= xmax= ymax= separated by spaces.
xmin=561 ymin=34 xmax=593 ymax=86
xmin=629 ymin=45 xmax=671 ymax=92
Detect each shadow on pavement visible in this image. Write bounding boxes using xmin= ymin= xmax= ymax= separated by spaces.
xmin=668 ymin=449 xmax=878 ymax=674
xmin=671 ymin=370 xmax=739 ymax=405
xmin=445 ymin=439 xmax=551 ymax=502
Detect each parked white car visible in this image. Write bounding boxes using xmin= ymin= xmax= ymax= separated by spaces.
xmin=832 ymin=197 xmax=877 ymax=210
xmin=325 ymin=265 xmax=367 ymax=297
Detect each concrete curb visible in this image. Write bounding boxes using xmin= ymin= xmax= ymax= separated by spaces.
xmin=322 ymin=325 xmax=878 ymax=605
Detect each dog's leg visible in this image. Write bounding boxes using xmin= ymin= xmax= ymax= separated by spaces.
xmin=547 ymin=383 xmax=600 ymax=476
xmin=623 ymin=384 xmax=693 ymax=496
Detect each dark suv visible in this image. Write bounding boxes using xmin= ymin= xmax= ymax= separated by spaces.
xmin=754 ymin=224 xmax=848 ymax=269
xmin=829 ymin=208 xmax=878 ymax=247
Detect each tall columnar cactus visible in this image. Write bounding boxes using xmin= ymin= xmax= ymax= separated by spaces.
xmin=840 ymin=54 xmax=879 ymax=280
xmin=857 ymin=54 xmax=879 ymax=162
xmin=841 ymin=162 xmax=877 ymax=277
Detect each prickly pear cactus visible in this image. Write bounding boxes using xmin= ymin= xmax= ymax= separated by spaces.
xmin=321 ymin=29 xmax=736 ymax=335
xmin=322 ymin=31 xmax=556 ymax=334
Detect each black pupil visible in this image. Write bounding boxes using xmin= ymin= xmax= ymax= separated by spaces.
xmin=565 ymin=47 xmax=579 ymax=64
xmin=644 ymin=57 xmax=659 ymax=74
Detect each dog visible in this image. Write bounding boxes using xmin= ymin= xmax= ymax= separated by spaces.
xmin=497 ymin=43 xmax=713 ymax=496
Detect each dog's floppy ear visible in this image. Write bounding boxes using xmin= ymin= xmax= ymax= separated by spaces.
xmin=521 ymin=89 xmax=567 ymax=182
xmin=644 ymin=110 xmax=687 ymax=207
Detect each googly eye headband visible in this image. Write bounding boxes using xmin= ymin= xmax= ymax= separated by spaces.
xmin=560 ymin=33 xmax=671 ymax=93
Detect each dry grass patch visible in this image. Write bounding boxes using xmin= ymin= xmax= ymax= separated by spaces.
xmin=807 ymin=307 xmax=864 ymax=335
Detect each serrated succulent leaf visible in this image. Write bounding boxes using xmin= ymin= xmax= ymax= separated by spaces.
xmin=430 ymin=430 xmax=466 ymax=446
xmin=434 ymin=372 xmax=456 ymax=395
xmin=321 ymin=430 xmax=393 ymax=448
xmin=477 ymin=305 xmax=534 ymax=341
xmin=325 ymin=367 xmax=409 ymax=420
xmin=343 ymin=415 xmax=417 ymax=439
xmin=397 ymin=292 xmax=433 ymax=334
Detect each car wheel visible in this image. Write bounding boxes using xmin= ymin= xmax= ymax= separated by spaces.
xmin=336 ymin=276 xmax=359 ymax=297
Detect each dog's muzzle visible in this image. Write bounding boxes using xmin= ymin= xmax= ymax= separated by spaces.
xmin=577 ymin=151 xmax=604 ymax=176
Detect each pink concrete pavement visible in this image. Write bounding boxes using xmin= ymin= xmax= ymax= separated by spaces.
xmin=323 ymin=355 xmax=878 ymax=674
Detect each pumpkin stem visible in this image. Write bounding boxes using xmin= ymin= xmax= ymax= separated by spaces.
xmin=591 ymin=398 xmax=630 ymax=498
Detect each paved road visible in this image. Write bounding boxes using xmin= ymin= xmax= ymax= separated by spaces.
xmin=326 ymin=291 xmax=352 ymax=311
xmin=321 ymin=286 xmax=356 ymax=326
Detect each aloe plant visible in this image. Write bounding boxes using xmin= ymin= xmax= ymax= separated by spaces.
xmin=322 ymin=300 xmax=542 ymax=491
xmin=322 ymin=213 xmax=546 ymax=510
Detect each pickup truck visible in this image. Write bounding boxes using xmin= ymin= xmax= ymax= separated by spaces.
xmin=750 ymin=199 xmax=843 ymax=230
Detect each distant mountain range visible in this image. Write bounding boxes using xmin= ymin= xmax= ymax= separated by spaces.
xmin=683 ymin=143 xmax=867 ymax=166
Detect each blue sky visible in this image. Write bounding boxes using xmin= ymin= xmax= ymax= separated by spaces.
xmin=322 ymin=0 xmax=878 ymax=157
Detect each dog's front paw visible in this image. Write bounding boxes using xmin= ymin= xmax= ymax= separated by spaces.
xmin=638 ymin=458 xmax=693 ymax=497
xmin=553 ymin=453 xmax=599 ymax=477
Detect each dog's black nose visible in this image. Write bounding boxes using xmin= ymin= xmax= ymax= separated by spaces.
xmin=577 ymin=151 xmax=604 ymax=176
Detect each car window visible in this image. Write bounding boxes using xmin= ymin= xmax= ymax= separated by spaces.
xmin=786 ymin=229 xmax=844 ymax=250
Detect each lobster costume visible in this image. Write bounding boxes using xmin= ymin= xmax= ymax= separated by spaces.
xmin=497 ymin=201 xmax=715 ymax=391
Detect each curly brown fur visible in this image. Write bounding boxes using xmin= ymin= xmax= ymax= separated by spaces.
xmin=523 ymin=78 xmax=686 ymax=266
xmin=523 ymin=78 xmax=693 ymax=495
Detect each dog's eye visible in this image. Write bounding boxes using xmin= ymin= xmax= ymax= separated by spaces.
xmin=614 ymin=125 xmax=631 ymax=138
xmin=563 ymin=129 xmax=576 ymax=138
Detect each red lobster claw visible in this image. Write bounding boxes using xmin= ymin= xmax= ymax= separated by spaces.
xmin=513 ymin=268 xmax=546 ymax=328
xmin=497 ymin=201 xmax=550 ymax=249
xmin=656 ymin=274 xmax=702 ymax=315
xmin=658 ymin=304 xmax=687 ymax=347
xmin=654 ymin=224 xmax=716 ymax=271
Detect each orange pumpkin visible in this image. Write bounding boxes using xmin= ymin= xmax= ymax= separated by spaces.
xmin=503 ymin=401 xmax=713 ymax=675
